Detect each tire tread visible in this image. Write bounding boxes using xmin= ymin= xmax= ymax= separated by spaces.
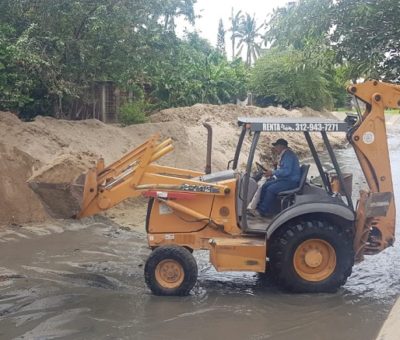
xmin=144 ymin=245 xmax=198 ymax=296
xmin=269 ymin=218 xmax=354 ymax=293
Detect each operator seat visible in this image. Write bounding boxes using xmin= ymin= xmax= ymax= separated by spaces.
xmin=278 ymin=164 xmax=310 ymax=209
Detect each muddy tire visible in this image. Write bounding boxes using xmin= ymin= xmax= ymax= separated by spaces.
xmin=268 ymin=218 xmax=354 ymax=293
xmin=144 ymin=245 xmax=198 ymax=296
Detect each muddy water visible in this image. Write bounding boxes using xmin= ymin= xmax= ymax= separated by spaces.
xmin=0 ymin=126 xmax=399 ymax=340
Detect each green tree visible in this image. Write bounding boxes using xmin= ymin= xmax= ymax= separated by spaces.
xmin=0 ymin=0 xmax=197 ymax=118
xmin=265 ymin=0 xmax=333 ymax=50
xmin=236 ymin=13 xmax=263 ymax=66
xmin=250 ymin=48 xmax=333 ymax=110
xmin=0 ymin=23 xmax=57 ymax=117
xmin=0 ymin=0 xmax=252 ymax=120
xmin=161 ymin=0 xmax=197 ymax=32
xmin=333 ymin=0 xmax=400 ymax=81
xmin=216 ymin=19 xmax=226 ymax=56
xmin=228 ymin=8 xmax=243 ymax=60
xmin=265 ymin=0 xmax=400 ymax=82
xmin=262 ymin=0 xmax=349 ymax=108
xmin=150 ymin=33 xmax=249 ymax=107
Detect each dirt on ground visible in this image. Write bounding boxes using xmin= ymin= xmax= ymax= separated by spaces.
xmin=0 ymin=105 xmax=345 ymax=225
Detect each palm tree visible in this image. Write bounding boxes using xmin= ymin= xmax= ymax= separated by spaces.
xmin=229 ymin=8 xmax=243 ymax=60
xmin=216 ymin=18 xmax=226 ymax=55
xmin=163 ymin=0 xmax=196 ymax=32
xmin=236 ymin=13 xmax=264 ymax=66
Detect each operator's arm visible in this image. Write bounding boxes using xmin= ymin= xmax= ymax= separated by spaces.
xmin=272 ymin=152 xmax=295 ymax=178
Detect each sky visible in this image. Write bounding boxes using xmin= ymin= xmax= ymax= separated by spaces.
xmin=177 ymin=0 xmax=290 ymax=47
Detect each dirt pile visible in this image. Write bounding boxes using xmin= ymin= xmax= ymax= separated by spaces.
xmin=0 ymin=104 xmax=345 ymax=225
xmin=0 ymin=143 xmax=47 ymax=224
xmin=151 ymin=104 xmax=344 ymax=166
xmin=0 ymin=111 xmax=207 ymax=225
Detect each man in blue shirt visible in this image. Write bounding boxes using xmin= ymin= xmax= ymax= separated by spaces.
xmin=256 ymin=138 xmax=301 ymax=217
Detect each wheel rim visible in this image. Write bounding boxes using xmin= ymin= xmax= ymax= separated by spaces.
xmin=155 ymin=259 xmax=185 ymax=289
xmin=293 ymin=239 xmax=337 ymax=282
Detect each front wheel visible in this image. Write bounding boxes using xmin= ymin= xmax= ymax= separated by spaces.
xmin=268 ymin=218 xmax=354 ymax=293
xmin=144 ymin=245 xmax=198 ymax=296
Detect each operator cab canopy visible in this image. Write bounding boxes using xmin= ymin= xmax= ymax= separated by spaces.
xmin=237 ymin=117 xmax=350 ymax=133
xmin=234 ymin=115 xmax=354 ymax=234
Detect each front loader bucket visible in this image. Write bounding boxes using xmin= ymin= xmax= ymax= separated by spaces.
xmin=28 ymin=153 xmax=97 ymax=219
xmin=29 ymin=173 xmax=86 ymax=219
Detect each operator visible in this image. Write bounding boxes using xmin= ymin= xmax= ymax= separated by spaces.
xmin=256 ymin=138 xmax=301 ymax=217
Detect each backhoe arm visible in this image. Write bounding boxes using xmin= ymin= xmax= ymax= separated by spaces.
xmin=347 ymin=80 xmax=397 ymax=258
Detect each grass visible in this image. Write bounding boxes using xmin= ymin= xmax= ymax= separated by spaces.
xmin=335 ymin=108 xmax=400 ymax=114
xmin=385 ymin=109 xmax=400 ymax=115
xmin=335 ymin=107 xmax=352 ymax=112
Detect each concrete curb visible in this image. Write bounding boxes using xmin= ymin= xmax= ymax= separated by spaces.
xmin=376 ymin=297 xmax=400 ymax=340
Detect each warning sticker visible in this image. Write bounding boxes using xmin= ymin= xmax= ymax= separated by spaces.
xmin=156 ymin=191 xmax=168 ymax=198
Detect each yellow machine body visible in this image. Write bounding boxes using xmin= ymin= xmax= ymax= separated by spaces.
xmin=76 ymin=80 xmax=398 ymax=272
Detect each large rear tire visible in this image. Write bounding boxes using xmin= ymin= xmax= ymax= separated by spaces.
xmin=144 ymin=245 xmax=198 ymax=296
xmin=268 ymin=218 xmax=354 ymax=293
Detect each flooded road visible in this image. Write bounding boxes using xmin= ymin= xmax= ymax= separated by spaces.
xmin=0 ymin=124 xmax=399 ymax=339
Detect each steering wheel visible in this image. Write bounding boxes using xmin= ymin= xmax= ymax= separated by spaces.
xmin=252 ymin=162 xmax=267 ymax=182
xmin=256 ymin=162 xmax=268 ymax=173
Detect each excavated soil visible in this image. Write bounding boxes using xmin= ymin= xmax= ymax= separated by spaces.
xmin=151 ymin=104 xmax=344 ymax=165
xmin=0 ymin=105 xmax=344 ymax=225
xmin=0 ymin=143 xmax=47 ymax=224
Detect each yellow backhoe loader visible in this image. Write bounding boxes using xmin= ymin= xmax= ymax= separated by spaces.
xmin=37 ymin=80 xmax=397 ymax=296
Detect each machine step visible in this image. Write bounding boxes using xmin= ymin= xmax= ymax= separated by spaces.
xmin=209 ymin=237 xmax=266 ymax=273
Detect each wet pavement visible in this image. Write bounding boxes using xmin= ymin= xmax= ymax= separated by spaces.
xmin=0 ymin=125 xmax=399 ymax=340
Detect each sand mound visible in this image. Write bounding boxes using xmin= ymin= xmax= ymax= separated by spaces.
xmin=0 ymin=104 xmax=345 ymax=225
xmin=0 ymin=110 xmax=211 ymax=224
xmin=0 ymin=143 xmax=47 ymax=224
xmin=151 ymin=104 xmax=335 ymax=124
xmin=152 ymin=104 xmax=343 ymax=168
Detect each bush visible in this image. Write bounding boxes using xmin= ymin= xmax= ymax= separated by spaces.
xmin=249 ymin=48 xmax=334 ymax=110
xmin=119 ymin=101 xmax=149 ymax=125
xmin=150 ymin=39 xmax=250 ymax=107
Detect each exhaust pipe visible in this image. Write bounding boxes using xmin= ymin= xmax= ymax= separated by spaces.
xmin=202 ymin=122 xmax=212 ymax=174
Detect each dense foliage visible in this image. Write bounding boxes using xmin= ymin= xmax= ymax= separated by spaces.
xmin=333 ymin=0 xmax=400 ymax=81
xmin=0 ymin=0 xmax=248 ymax=119
xmin=250 ymin=48 xmax=333 ymax=110
xmin=0 ymin=0 xmax=399 ymax=120
xmin=148 ymin=33 xmax=249 ymax=107
xmin=252 ymin=0 xmax=400 ymax=108
xmin=252 ymin=0 xmax=342 ymax=109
